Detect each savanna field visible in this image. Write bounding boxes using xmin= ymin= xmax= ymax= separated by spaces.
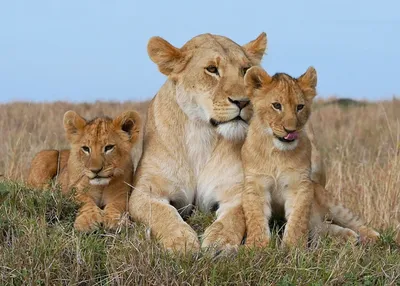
xmin=0 ymin=99 xmax=399 ymax=285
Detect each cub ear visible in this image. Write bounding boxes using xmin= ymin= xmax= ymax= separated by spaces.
xmin=297 ymin=66 xmax=318 ymax=100
xmin=147 ymin=36 xmax=187 ymax=76
xmin=244 ymin=66 xmax=272 ymax=98
xmin=63 ymin=110 xmax=87 ymax=141
xmin=242 ymin=32 xmax=267 ymax=65
xmin=113 ymin=111 xmax=142 ymax=144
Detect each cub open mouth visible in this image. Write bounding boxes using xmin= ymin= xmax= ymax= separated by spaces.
xmin=275 ymin=131 xmax=298 ymax=143
xmin=209 ymin=116 xmax=246 ymax=127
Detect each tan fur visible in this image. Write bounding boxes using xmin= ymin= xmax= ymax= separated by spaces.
xmin=129 ymin=32 xmax=267 ymax=253
xmin=28 ymin=110 xmax=141 ymax=232
xmin=242 ymin=66 xmax=379 ymax=248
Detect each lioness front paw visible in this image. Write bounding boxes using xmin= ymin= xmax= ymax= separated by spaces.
xmin=74 ymin=209 xmax=103 ymax=232
xmin=161 ymin=223 xmax=200 ymax=254
xmin=201 ymin=221 xmax=242 ymax=253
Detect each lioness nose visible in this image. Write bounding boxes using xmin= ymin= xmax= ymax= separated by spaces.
xmin=228 ymin=98 xmax=250 ymax=110
xmin=90 ymin=166 xmax=103 ymax=174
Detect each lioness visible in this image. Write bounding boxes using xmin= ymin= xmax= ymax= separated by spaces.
xmin=129 ymin=33 xmax=267 ymax=252
xmin=28 ymin=110 xmax=141 ymax=231
xmin=242 ymin=66 xmax=380 ymax=247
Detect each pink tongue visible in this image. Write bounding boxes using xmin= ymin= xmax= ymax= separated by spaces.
xmin=284 ymin=132 xmax=298 ymax=141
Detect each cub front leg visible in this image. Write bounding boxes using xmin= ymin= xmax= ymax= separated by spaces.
xmin=103 ymin=186 xmax=129 ymax=230
xmin=242 ymin=175 xmax=274 ymax=248
xmin=283 ymin=180 xmax=314 ymax=248
xmin=74 ymin=192 xmax=103 ymax=232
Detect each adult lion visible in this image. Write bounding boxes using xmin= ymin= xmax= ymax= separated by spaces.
xmin=129 ymin=32 xmax=267 ymax=252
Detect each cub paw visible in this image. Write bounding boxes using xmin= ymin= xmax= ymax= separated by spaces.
xmin=74 ymin=209 xmax=103 ymax=232
xmin=103 ymin=209 xmax=123 ymax=230
xmin=358 ymin=226 xmax=380 ymax=244
xmin=245 ymin=233 xmax=270 ymax=248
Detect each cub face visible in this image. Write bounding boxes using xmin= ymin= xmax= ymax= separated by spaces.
xmin=63 ymin=110 xmax=141 ymax=186
xmin=147 ymin=32 xmax=267 ymax=141
xmin=244 ymin=66 xmax=317 ymax=149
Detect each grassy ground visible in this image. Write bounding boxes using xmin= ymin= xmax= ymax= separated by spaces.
xmin=1 ymin=99 xmax=400 ymax=285
xmin=0 ymin=181 xmax=399 ymax=285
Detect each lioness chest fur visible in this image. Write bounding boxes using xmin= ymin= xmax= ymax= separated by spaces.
xmin=129 ymin=32 xmax=268 ymax=253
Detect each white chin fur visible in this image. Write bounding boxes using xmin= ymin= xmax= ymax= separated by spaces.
xmin=217 ymin=120 xmax=248 ymax=141
xmin=272 ymin=138 xmax=299 ymax=151
xmin=90 ymin=178 xmax=111 ymax=186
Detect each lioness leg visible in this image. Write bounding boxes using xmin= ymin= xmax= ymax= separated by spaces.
xmin=129 ymin=182 xmax=200 ymax=253
xmin=201 ymin=197 xmax=246 ymax=253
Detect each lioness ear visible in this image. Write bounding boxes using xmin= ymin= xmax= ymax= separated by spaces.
xmin=63 ymin=110 xmax=87 ymax=141
xmin=297 ymin=66 xmax=317 ymax=100
xmin=113 ymin=111 xmax=142 ymax=144
xmin=244 ymin=66 xmax=272 ymax=98
xmin=243 ymin=32 xmax=267 ymax=65
xmin=147 ymin=36 xmax=186 ymax=76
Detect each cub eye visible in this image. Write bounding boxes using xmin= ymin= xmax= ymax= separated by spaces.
xmin=242 ymin=66 xmax=251 ymax=76
xmin=81 ymin=146 xmax=90 ymax=154
xmin=205 ymin=65 xmax=219 ymax=75
xmin=272 ymin=102 xmax=282 ymax=110
xmin=297 ymin=104 xmax=305 ymax=111
xmin=104 ymin=145 xmax=115 ymax=153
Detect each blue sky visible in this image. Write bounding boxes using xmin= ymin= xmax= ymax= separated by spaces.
xmin=0 ymin=0 xmax=399 ymax=103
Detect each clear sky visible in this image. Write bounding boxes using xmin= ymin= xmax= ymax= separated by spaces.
xmin=0 ymin=0 xmax=399 ymax=103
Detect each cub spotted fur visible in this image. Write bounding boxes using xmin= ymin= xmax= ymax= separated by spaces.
xmin=242 ymin=66 xmax=379 ymax=247
xmin=28 ymin=110 xmax=141 ymax=232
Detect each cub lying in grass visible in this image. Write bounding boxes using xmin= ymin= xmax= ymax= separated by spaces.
xmin=28 ymin=110 xmax=141 ymax=232
xmin=242 ymin=66 xmax=380 ymax=247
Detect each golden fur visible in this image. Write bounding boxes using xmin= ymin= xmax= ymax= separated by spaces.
xmin=28 ymin=110 xmax=141 ymax=232
xmin=242 ymin=66 xmax=380 ymax=247
xmin=129 ymin=33 xmax=267 ymax=253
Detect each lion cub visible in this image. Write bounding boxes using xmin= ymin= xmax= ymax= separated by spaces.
xmin=28 ymin=110 xmax=141 ymax=232
xmin=242 ymin=66 xmax=379 ymax=247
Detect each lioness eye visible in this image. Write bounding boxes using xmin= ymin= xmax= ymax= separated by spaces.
xmin=272 ymin=102 xmax=282 ymax=110
xmin=242 ymin=66 xmax=251 ymax=76
xmin=81 ymin=146 xmax=90 ymax=154
xmin=205 ymin=65 xmax=219 ymax=75
xmin=104 ymin=145 xmax=115 ymax=153
xmin=297 ymin=104 xmax=304 ymax=111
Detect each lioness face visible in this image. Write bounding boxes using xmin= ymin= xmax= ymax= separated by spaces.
xmin=63 ymin=110 xmax=141 ymax=186
xmin=147 ymin=33 xmax=267 ymax=141
xmin=245 ymin=66 xmax=317 ymax=149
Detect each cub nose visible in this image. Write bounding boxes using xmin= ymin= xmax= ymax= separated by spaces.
xmin=89 ymin=166 xmax=103 ymax=174
xmin=228 ymin=97 xmax=250 ymax=110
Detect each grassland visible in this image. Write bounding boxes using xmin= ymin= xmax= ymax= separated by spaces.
xmin=0 ymin=99 xmax=399 ymax=285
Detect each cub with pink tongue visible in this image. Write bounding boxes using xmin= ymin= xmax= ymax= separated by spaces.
xmin=284 ymin=131 xmax=298 ymax=141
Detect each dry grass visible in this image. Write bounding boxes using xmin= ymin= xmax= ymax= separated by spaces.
xmin=0 ymin=99 xmax=400 ymax=284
